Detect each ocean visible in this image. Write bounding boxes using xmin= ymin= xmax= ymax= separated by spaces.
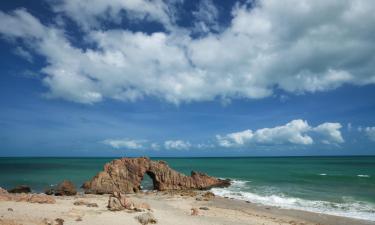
xmin=0 ymin=156 xmax=374 ymax=221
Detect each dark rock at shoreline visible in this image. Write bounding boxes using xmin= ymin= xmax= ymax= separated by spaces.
xmin=0 ymin=187 xmax=8 ymax=194
xmin=82 ymin=157 xmax=231 ymax=194
xmin=45 ymin=180 xmax=77 ymax=196
xmin=8 ymin=185 xmax=31 ymax=194
xmin=0 ymin=187 xmax=55 ymax=204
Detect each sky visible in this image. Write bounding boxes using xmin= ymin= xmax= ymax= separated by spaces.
xmin=0 ymin=0 xmax=375 ymax=157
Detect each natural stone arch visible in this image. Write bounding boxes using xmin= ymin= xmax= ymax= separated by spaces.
xmin=82 ymin=157 xmax=230 ymax=194
xmin=139 ymin=170 xmax=159 ymax=191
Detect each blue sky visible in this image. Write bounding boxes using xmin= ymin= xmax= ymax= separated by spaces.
xmin=0 ymin=0 xmax=375 ymax=157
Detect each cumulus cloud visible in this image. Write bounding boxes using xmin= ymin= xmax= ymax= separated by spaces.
xmin=216 ymin=119 xmax=344 ymax=147
xmin=1 ymin=1 xmax=375 ymax=104
xmin=102 ymin=120 xmax=344 ymax=151
xmin=313 ymin=122 xmax=344 ymax=144
xmin=217 ymin=120 xmax=313 ymax=147
xmin=164 ymin=140 xmax=191 ymax=150
xmin=216 ymin=129 xmax=254 ymax=147
xmin=102 ymin=138 xmax=146 ymax=149
xmin=364 ymin=127 xmax=375 ymax=141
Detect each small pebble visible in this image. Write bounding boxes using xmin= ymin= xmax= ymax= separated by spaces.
xmin=55 ymin=218 xmax=64 ymax=225
xmin=191 ymin=208 xmax=199 ymax=216
xmin=199 ymin=207 xmax=209 ymax=210
xmin=7 ymin=208 xmax=13 ymax=212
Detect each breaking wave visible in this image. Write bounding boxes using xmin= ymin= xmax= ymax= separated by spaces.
xmin=357 ymin=174 xmax=370 ymax=178
xmin=211 ymin=179 xmax=375 ymax=221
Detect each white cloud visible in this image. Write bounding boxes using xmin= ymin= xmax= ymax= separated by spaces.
xmin=150 ymin=143 xmax=161 ymax=150
xmin=364 ymin=127 xmax=375 ymax=141
xmin=53 ymin=0 xmax=175 ymax=30
xmin=192 ymin=0 xmax=220 ymax=34
xmin=313 ymin=123 xmax=344 ymax=144
xmin=216 ymin=129 xmax=253 ymax=147
xmin=102 ymin=138 xmax=146 ymax=150
xmin=217 ymin=120 xmax=313 ymax=147
xmin=164 ymin=140 xmax=191 ymax=150
xmin=0 ymin=9 xmax=46 ymax=39
xmin=101 ymin=120 xmax=344 ymax=151
xmin=13 ymin=46 xmax=33 ymax=62
xmin=196 ymin=143 xmax=215 ymax=149
xmin=216 ymin=119 xmax=344 ymax=147
xmin=1 ymin=1 xmax=375 ymax=104
xmin=102 ymin=138 xmax=210 ymax=151
xmin=253 ymin=120 xmax=313 ymax=145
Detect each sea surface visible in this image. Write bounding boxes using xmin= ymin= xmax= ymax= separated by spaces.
xmin=0 ymin=156 xmax=374 ymax=221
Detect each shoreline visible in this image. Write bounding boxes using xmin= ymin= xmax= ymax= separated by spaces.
xmin=212 ymin=196 xmax=375 ymax=225
xmin=1 ymin=191 xmax=374 ymax=225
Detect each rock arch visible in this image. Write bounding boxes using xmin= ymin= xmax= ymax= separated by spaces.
xmin=82 ymin=157 xmax=230 ymax=194
xmin=140 ymin=170 xmax=159 ymax=191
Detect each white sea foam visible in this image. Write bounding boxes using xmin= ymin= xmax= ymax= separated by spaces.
xmin=357 ymin=174 xmax=370 ymax=178
xmin=319 ymin=173 xmax=327 ymax=176
xmin=211 ymin=179 xmax=375 ymax=221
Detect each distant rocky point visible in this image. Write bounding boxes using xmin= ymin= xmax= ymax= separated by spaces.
xmin=82 ymin=157 xmax=230 ymax=194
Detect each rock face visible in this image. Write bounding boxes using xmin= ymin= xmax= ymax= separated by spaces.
xmin=45 ymin=180 xmax=77 ymax=196
xmin=8 ymin=185 xmax=31 ymax=193
xmin=82 ymin=157 xmax=230 ymax=194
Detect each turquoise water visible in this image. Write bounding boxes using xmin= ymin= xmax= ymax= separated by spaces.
xmin=0 ymin=156 xmax=374 ymax=220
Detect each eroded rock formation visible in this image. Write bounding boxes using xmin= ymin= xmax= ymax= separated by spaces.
xmin=82 ymin=157 xmax=230 ymax=194
xmin=45 ymin=180 xmax=77 ymax=196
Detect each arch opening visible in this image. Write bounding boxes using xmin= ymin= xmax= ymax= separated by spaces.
xmin=140 ymin=171 xmax=159 ymax=191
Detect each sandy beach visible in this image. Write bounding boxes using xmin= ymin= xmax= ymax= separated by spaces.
xmin=1 ymin=191 xmax=374 ymax=225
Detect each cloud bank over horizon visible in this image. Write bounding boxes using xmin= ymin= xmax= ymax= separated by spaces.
xmin=0 ymin=0 xmax=375 ymax=105
xmin=102 ymin=119 xmax=345 ymax=151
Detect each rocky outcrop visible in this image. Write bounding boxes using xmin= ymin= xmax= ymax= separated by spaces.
xmin=82 ymin=157 xmax=230 ymax=194
xmin=8 ymin=185 xmax=31 ymax=193
xmin=107 ymin=192 xmax=150 ymax=212
xmin=45 ymin=180 xmax=77 ymax=196
xmin=107 ymin=192 xmax=133 ymax=211
xmin=0 ymin=187 xmax=55 ymax=204
xmin=135 ymin=212 xmax=157 ymax=225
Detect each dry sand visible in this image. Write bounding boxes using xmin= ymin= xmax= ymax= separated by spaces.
xmin=0 ymin=191 xmax=374 ymax=225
